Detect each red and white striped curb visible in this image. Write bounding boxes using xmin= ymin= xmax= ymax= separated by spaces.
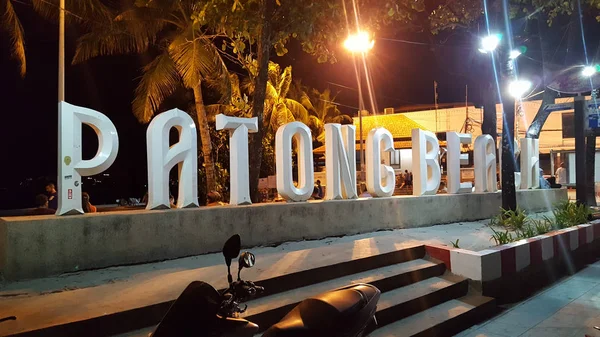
xmin=425 ymin=220 xmax=600 ymax=282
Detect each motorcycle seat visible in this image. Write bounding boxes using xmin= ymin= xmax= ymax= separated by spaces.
xmin=262 ymin=284 xmax=380 ymax=337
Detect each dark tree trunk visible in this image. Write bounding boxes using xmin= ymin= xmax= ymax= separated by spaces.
xmin=482 ymin=80 xmax=498 ymax=142
xmin=501 ymin=92 xmax=517 ymax=211
xmin=586 ymin=135 xmax=596 ymax=206
xmin=248 ymin=0 xmax=274 ymax=202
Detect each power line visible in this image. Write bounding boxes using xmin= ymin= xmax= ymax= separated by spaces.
xmin=326 ymin=81 xmax=419 ymax=105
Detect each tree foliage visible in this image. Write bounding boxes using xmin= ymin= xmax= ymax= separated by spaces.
xmin=73 ymin=0 xmax=232 ymax=194
xmin=1 ymin=0 xmax=111 ymax=77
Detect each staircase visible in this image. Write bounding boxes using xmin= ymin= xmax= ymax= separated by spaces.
xmin=111 ymin=245 xmax=496 ymax=337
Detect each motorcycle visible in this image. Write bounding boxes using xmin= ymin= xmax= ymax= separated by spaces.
xmin=151 ymin=234 xmax=380 ymax=337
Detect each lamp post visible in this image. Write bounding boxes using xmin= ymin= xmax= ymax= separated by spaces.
xmin=480 ymin=35 xmax=531 ymax=211
xmin=344 ymin=31 xmax=374 ymax=180
xmin=58 ymin=0 xmax=65 ymax=102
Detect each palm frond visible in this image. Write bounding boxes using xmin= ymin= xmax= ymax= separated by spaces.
xmin=72 ymin=21 xmax=154 ymax=64
xmin=278 ymin=66 xmax=292 ymax=99
xmin=272 ymin=102 xmax=294 ymax=132
xmin=205 ymin=104 xmax=232 ymax=122
xmin=132 ymin=52 xmax=181 ymax=123
xmin=331 ymin=114 xmax=353 ymax=125
xmin=284 ymin=98 xmax=310 ymax=126
xmin=31 ymin=0 xmax=112 ymax=25
xmin=115 ymin=7 xmax=169 ymax=30
xmin=265 ymin=81 xmax=278 ymax=101
xmin=267 ymin=61 xmax=280 ymax=88
xmin=2 ymin=0 xmax=26 ymax=77
xmin=169 ymin=26 xmax=230 ymax=99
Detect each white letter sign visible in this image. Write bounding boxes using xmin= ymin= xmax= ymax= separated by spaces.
xmin=325 ymin=124 xmax=357 ymax=200
xmin=58 ymin=102 xmax=119 ymax=215
xmin=474 ymin=135 xmax=497 ymax=192
xmin=412 ymin=129 xmax=441 ymax=196
xmin=146 ymin=109 xmax=198 ymax=210
xmin=216 ymin=114 xmax=258 ymax=205
xmin=366 ymin=128 xmax=395 ymax=197
xmin=276 ymin=122 xmax=314 ymax=202
xmin=447 ymin=132 xmax=472 ymax=194
xmin=520 ymin=138 xmax=540 ymax=189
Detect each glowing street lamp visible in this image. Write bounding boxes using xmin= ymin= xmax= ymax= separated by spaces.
xmin=344 ymin=31 xmax=375 ymax=53
xmin=344 ymin=31 xmax=374 ymax=182
xmin=478 ymin=34 xmax=502 ymax=54
xmin=508 ymin=80 xmax=532 ymax=99
xmin=582 ymin=65 xmax=598 ymax=78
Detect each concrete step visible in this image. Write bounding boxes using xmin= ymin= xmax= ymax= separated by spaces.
xmin=245 ymin=259 xmax=445 ymax=331
xmin=110 ymin=260 xmax=448 ymax=337
xmin=374 ymin=275 xmax=469 ymax=328
xmin=368 ymin=294 xmax=497 ymax=337
xmin=4 ymin=245 xmax=427 ymax=337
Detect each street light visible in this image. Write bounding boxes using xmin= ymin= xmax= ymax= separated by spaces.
xmin=582 ymin=65 xmax=598 ymax=78
xmin=478 ymin=34 xmax=502 ymax=54
xmin=344 ymin=31 xmax=374 ymax=185
xmin=508 ymin=80 xmax=532 ymax=99
xmin=344 ymin=31 xmax=375 ymax=53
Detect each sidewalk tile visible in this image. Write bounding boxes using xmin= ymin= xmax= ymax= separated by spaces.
xmin=538 ymin=312 xmax=595 ymax=328
xmin=519 ymin=327 xmax=581 ymax=337
xmin=457 ymin=330 xmax=511 ymax=337
xmin=478 ymin=321 xmax=531 ymax=336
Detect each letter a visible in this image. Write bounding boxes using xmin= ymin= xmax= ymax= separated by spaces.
xmin=325 ymin=124 xmax=357 ymax=200
xmin=520 ymin=138 xmax=540 ymax=189
xmin=58 ymin=102 xmax=119 ymax=215
xmin=146 ymin=109 xmax=198 ymax=209
xmin=474 ymin=135 xmax=497 ymax=192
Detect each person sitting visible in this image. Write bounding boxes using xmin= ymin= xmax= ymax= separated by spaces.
xmin=29 ymin=194 xmax=56 ymax=215
xmin=169 ymin=195 xmax=177 ymax=208
xmin=82 ymin=192 xmax=97 ymax=213
xmin=438 ymin=182 xmax=448 ymax=193
xmin=207 ymin=191 xmax=225 ymax=206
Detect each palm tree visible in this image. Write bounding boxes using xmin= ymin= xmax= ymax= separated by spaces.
xmin=289 ymin=81 xmax=353 ymax=144
xmin=72 ymin=0 xmax=231 ymax=194
xmin=1 ymin=0 xmax=109 ymax=77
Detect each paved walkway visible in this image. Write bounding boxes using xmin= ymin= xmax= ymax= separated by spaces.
xmin=456 ymin=260 xmax=600 ymax=337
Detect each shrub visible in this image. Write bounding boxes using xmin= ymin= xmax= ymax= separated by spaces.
xmin=490 ymin=226 xmax=515 ymax=245
xmin=489 ymin=207 xmax=529 ymax=231
xmin=552 ymin=201 xmax=590 ymax=229
xmin=517 ymin=224 xmax=537 ymax=239
xmin=532 ymin=218 xmax=553 ymax=235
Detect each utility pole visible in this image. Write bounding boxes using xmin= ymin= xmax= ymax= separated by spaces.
xmin=434 ymin=81 xmax=439 ymax=132
xmin=58 ymin=0 xmax=65 ymax=102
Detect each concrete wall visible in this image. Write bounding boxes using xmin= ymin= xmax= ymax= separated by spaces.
xmin=0 ymin=189 xmax=566 ymax=281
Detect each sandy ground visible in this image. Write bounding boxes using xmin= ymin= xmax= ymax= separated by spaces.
xmin=0 ymin=211 xmax=552 ymax=298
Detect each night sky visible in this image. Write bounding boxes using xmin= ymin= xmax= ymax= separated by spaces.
xmin=1 ymin=3 xmax=598 ymax=209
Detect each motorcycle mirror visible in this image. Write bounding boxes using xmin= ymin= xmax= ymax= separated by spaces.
xmin=237 ymin=252 xmax=255 ymax=281
xmin=239 ymin=252 xmax=256 ymax=269
xmin=222 ymin=235 xmax=241 ymax=268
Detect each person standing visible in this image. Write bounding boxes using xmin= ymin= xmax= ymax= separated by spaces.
xmin=45 ymin=183 xmax=58 ymax=210
xmin=555 ymin=162 xmax=567 ymax=185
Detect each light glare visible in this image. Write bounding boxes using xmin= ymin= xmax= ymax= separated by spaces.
xmin=582 ymin=65 xmax=597 ymax=78
xmin=344 ymin=31 xmax=375 ymax=53
xmin=508 ymin=80 xmax=532 ymax=99
xmin=480 ymin=35 xmax=501 ymax=53
xmin=509 ymin=50 xmax=522 ymax=60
